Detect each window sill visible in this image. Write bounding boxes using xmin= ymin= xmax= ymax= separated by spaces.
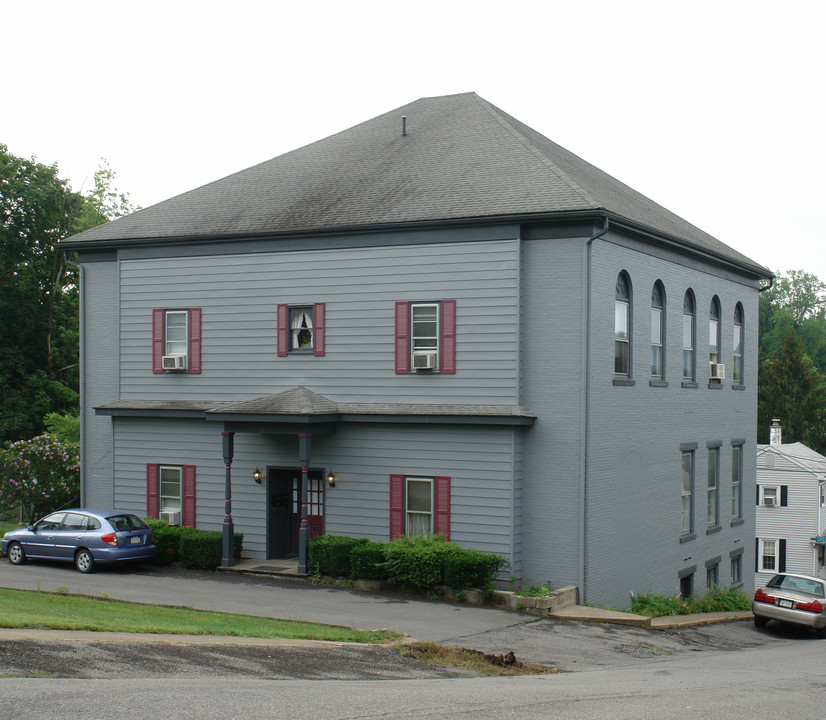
xmin=706 ymin=524 xmax=721 ymax=535
xmin=731 ymin=384 xmax=746 ymax=391
xmin=680 ymin=533 xmax=696 ymax=544
xmin=649 ymin=379 xmax=668 ymax=387
xmin=613 ymin=378 xmax=636 ymax=387
xmin=681 ymin=381 xmax=698 ymax=389
xmin=288 ymin=348 xmax=315 ymax=355
xmin=730 ymin=517 xmax=745 ymax=527
xmin=707 ymin=381 xmax=723 ymax=389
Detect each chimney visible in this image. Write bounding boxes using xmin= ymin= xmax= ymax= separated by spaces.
xmin=769 ymin=419 xmax=782 ymax=446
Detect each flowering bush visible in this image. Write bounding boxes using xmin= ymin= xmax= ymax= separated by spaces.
xmin=0 ymin=434 xmax=80 ymax=524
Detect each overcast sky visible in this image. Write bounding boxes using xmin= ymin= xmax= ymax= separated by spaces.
xmin=4 ymin=1 xmax=824 ymax=281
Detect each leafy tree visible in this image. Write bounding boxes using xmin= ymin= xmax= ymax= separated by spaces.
xmin=1 ymin=145 xmax=83 ymax=442
xmin=0 ymin=434 xmax=80 ymax=524
xmin=758 ymin=332 xmax=826 ymax=453
xmin=761 ymin=270 xmax=826 ymax=329
xmin=0 ymin=148 xmax=137 ymax=443
xmin=43 ymin=411 xmax=81 ymax=444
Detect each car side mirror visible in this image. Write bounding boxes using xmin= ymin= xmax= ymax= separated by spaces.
xmin=27 ymin=525 xmax=34 ymax=532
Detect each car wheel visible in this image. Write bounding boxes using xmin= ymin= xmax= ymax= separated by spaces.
xmin=815 ymin=626 xmax=826 ymax=639
xmin=75 ymin=548 xmax=95 ymax=573
xmin=754 ymin=615 xmax=769 ymax=629
xmin=7 ymin=542 xmax=26 ymax=566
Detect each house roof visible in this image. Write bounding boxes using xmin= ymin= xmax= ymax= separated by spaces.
xmin=61 ymin=92 xmax=768 ymax=277
xmin=757 ymin=442 xmax=826 ymax=479
xmin=95 ymin=387 xmax=536 ymax=427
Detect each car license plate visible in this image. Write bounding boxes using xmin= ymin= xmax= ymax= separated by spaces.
xmin=130 ymin=536 xmax=142 ymax=545
xmin=778 ymin=599 xmax=794 ymax=608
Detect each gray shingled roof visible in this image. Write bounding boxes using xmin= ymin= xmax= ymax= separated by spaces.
xmin=62 ymin=92 xmax=767 ymax=275
xmin=95 ymin=387 xmax=535 ymax=424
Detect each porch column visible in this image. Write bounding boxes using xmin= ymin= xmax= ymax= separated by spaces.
xmin=221 ymin=431 xmax=235 ymax=567
xmin=297 ymin=433 xmax=312 ymax=574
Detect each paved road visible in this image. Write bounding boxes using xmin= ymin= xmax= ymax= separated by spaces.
xmin=0 ymin=558 xmax=786 ymax=672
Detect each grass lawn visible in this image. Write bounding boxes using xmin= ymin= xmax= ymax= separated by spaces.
xmin=0 ymin=588 xmax=400 ymax=644
xmin=0 ymin=521 xmax=23 ymax=537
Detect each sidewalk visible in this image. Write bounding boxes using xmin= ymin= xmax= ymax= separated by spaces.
xmin=218 ymin=557 xmax=753 ymax=630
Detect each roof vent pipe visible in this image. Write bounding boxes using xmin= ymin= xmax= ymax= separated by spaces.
xmin=402 ymin=116 xmax=407 ymax=136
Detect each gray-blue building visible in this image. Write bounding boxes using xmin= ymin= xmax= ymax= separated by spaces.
xmin=61 ymin=92 xmax=770 ymax=607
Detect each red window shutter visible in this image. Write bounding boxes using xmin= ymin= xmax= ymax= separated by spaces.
xmin=188 ymin=308 xmax=202 ymax=374
xmin=183 ymin=465 xmax=196 ymax=528
xmin=313 ymin=303 xmax=326 ymax=356
xmin=395 ymin=302 xmax=409 ymax=374
xmin=277 ymin=304 xmax=288 ymax=357
xmin=146 ymin=464 xmax=159 ymax=519
xmin=440 ymin=299 xmax=456 ymax=374
xmin=389 ymin=474 xmax=404 ymax=539
xmin=434 ymin=476 xmax=451 ymax=539
xmin=152 ymin=309 xmax=164 ymax=374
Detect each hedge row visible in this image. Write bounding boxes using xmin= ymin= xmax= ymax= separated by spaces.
xmin=309 ymin=534 xmax=507 ymax=593
xmin=146 ymin=519 xmax=243 ymax=571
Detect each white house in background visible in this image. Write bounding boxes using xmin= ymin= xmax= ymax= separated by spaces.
xmin=755 ymin=420 xmax=826 ymax=588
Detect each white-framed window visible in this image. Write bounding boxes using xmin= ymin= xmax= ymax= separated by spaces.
xmin=615 ymin=272 xmax=631 ymax=376
xmin=733 ymin=304 xmax=744 ymax=383
xmin=760 ymin=539 xmax=777 ymax=572
xmin=405 ymin=477 xmax=433 ymax=537
xmin=683 ymin=291 xmax=695 ymax=381
xmin=290 ymin=307 xmax=314 ymax=350
xmin=760 ymin=486 xmax=779 ymax=506
xmin=164 ymin=311 xmax=188 ymax=357
xmin=820 ymin=484 xmax=826 ymax=508
xmin=681 ymin=450 xmax=694 ymax=535
xmin=709 ymin=296 xmax=721 ymax=381
xmin=651 ymin=281 xmax=664 ymax=379
xmin=411 ymin=303 xmax=439 ymax=370
xmin=731 ymin=445 xmax=742 ymax=519
xmin=707 ymin=446 xmax=719 ymax=526
xmin=159 ymin=465 xmax=182 ymax=512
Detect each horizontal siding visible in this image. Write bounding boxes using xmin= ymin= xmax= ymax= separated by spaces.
xmin=111 ymin=418 xmax=518 ymax=563
xmin=118 ymin=239 xmax=519 ymax=404
xmin=755 ymin=465 xmax=823 ymax=587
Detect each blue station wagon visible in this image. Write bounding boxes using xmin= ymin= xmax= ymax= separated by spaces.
xmin=1 ymin=509 xmax=156 ymax=573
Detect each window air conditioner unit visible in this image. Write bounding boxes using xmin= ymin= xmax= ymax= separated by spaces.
xmin=159 ymin=510 xmax=182 ymax=525
xmin=413 ymin=352 xmax=438 ymax=370
xmin=162 ymin=354 xmax=187 ymax=371
xmin=710 ymin=363 xmax=726 ymax=379
xmin=763 ymin=497 xmax=776 ymax=507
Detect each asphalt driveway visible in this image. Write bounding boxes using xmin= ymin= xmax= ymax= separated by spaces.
xmin=0 ymin=558 xmax=788 ymax=678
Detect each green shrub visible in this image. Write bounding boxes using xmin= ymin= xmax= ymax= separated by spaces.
xmin=147 ymin=520 xmax=242 ymax=571
xmin=444 ymin=549 xmax=507 ymax=592
xmin=309 ymin=535 xmax=369 ymax=577
xmin=178 ymin=529 xmax=244 ymax=571
xmin=383 ymin=535 xmax=459 ymax=590
xmin=632 ymin=587 xmax=752 ymax=617
xmin=146 ymin=520 xmax=186 ymax=565
xmin=350 ymin=541 xmax=389 ymax=580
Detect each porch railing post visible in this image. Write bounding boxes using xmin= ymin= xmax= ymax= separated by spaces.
xmin=221 ymin=430 xmax=235 ymax=567
xmin=297 ymin=433 xmax=312 ymax=574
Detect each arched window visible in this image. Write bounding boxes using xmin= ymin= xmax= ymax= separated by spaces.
xmin=733 ymin=303 xmax=744 ymax=383
xmin=709 ymin=296 xmax=722 ymax=381
xmin=682 ymin=291 xmax=695 ymax=381
xmin=615 ymin=272 xmax=632 ymax=376
xmin=651 ymin=281 xmax=665 ymax=379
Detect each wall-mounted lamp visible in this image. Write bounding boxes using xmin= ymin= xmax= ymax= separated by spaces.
xmin=326 ymin=471 xmax=337 ymax=488
xmin=253 ymin=467 xmax=264 ymax=484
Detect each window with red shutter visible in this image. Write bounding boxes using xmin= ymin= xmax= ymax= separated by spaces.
xmin=277 ymin=303 xmax=325 ymax=356
xmin=152 ymin=308 xmax=201 ymax=374
xmin=396 ymin=300 xmax=456 ymax=373
xmin=390 ymin=474 xmax=451 ymax=540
